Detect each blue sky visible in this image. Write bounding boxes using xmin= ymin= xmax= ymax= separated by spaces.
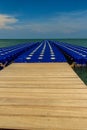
xmin=0 ymin=0 xmax=87 ymax=38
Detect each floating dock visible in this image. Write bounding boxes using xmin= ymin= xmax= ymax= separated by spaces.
xmin=0 ymin=63 xmax=86 ymax=129
xmin=0 ymin=40 xmax=87 ymax=68
xmin=0 ymin=40 xmax=87 ymax=129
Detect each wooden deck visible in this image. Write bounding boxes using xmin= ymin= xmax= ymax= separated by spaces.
xmin=0 ymin=63 xmax=87 ymax=130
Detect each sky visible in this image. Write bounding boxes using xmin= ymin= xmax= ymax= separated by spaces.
xmin=0 ymin=0 xmax=87 ymax=38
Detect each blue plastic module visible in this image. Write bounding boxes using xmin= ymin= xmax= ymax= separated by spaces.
xmin=0 ymin=42 xmax=38 ymax=69
xmin=52 ymin=41 xmax=87 ymax=65
xmin=15 ymin=40 xmax=66 ymax=63
xmin=0 ymin=40 xmax=87 ymax=69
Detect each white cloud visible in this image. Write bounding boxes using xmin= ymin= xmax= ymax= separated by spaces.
xmin=0 ymin=10 xmax=87 ymax=37
xmin=15 ymin=10 xmax=87 ymax=34
xmin=0 ymin=14 xmax=18 ymax=29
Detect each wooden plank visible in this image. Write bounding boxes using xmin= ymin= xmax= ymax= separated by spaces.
xmin=0 ymin=116 xmax=87 ymax=130
xmin=0 ymin=88 xmax=86 ymax=93
xmin=0 ymin=63 xmax=86 ymax=129
xmin=0 ymin=63 xmax=78 ymax=76
xmin=0 ymin=98 xmax=87 ymax=107
xmin=0 ymin=106 xmax=87 ymax=118
xmin=1 ymin=93 xmax=87 ymax=100
xmin=0 ymin=83 xmax=84 ymax=89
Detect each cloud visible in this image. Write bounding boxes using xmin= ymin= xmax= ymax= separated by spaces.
xmin=0 ymin=14 xmax=18 ymax=29
xmin=0 ymin=10 xmax=87 ymax=38
xmin=15 ymin=10 xmax=87 ymax=34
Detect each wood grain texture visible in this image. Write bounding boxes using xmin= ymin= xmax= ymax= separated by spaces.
xmin=0 ymin=63 xmax=86 ymax=130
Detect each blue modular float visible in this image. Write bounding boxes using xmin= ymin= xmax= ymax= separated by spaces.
xmin=0 ymin=42 xmax=38 ymax=69
xmin=15 ymin=40 xmax=66 ymax=63
xmin=0 ymin=40 xmax=87 ymax=69
xmin=52 ymin=40 xmax=87 ymax=65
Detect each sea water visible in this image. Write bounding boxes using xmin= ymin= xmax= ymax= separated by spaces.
xmin=0 ymin=39 xmax=87 ymax=48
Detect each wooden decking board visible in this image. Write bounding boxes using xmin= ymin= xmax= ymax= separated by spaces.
xmin=0 ymin=63 xmax=86 ymax=129
xmin=1 ymin=93 xmax=87 ymax=100
xmin=0 ymin=106 xmax=87 ymax=118
xmin=1 ymin=116 xmax=87 ymax=130
xmin=0 ymin=63 xmax=78 ymax=76
xmin=1 ymin=98 xmax=87 ymax=107
xmin=0 ymin=84 xmax=84 ymax=89
xmin=0 ymin=88 xmax=87 ymax=93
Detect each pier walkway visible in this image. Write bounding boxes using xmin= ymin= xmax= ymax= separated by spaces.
xmin=0 ymin=63 xmax=86 ymax=129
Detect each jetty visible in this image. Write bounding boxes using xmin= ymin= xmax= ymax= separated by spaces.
xmin=0 ymin=40 xmax=87 ymax=129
